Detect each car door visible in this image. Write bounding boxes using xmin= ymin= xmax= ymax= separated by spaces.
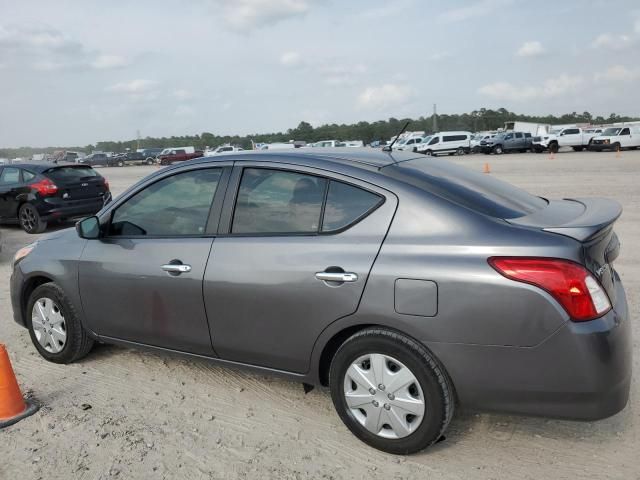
xmin=0 ymin=167 xmax=26 ymax=220
xmin=203 ymin=163 xmax=397 ymax=373
xmin=78 ymin=164 xmax=231 ymax=355
xmin=618 ymin=128 xmax=631 ymax=148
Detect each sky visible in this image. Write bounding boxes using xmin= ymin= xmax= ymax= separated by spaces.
xmin=1 ymin=0 xmax=639 ymax=147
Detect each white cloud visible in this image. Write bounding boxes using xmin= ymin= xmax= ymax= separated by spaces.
xmin=516 ymin=41 xmax=545 ymax=57
xmin=592 ymin=33 xmax=634 ymax=50
xmin=438 ymin=0 xmax=512 ymax=23
xmin=107 ymin=79 xmax=158 ymax=94
xmin=279 ymin=51 xmax=301 ymax=67
xmin=175 ymin=105 xmax=196 ymax=116
xmin=594 ymin=65 xmax=640 ymax=83
xmin=91 ymin=54 xmax=129 ymax=69
xmin=478 ymin=74 xmax=584 ymax=101
xmin=357 ymin=84 xmax=413 ymax=110
xmin=322 ymin=63 xmax=366 ymax=87
xmin=172 ymin=89 xmax=194 ymax=100
xmin=212 ymin=0 xmax=312 ymax=30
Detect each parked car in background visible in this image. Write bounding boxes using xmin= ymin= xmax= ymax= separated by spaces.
xmin=207 ymin=145 xmax=244 ymax=155
xmin=394 ymin=136 xmax=426 ymax=152
xmin=532 ymin=127 xmax=603 ymax=153
xmin=111 ymin=152 xmax=158 ymax=166
xmin=336 ymin=140 xmax=365 ymax=148
xmin=0 ymin=163 xmax=110 ymax=233
xmin=480 ymin=131 xmax=532 ymax=154
xmin=416 ymin=131 xmax=472 ymax=156
xmin=140 ymin=148 xmax=165 ymax=163
xmin=589 ymin=126 xmax=640 ymax=151
xmin=471 ymin=133 xmax=497 ymax=153
xmin=504 ymin=121 xmax=550 ymax=136
xmin=312 ymin=140 xmax=341 ymax=148
xmin=158 ymin=149 xmax=204 ymax=165
xmin=11 ymin=150 xmax=630 ymax=454
xmin=80 ymin=153 xmax=117 ymax=167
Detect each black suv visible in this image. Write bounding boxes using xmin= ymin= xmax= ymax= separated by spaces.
xmin=0 ymin=163 xmax=111 ymax=233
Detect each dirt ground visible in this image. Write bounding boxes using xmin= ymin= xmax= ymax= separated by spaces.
xmin=1 ymin=150 xmax=638 ymax=480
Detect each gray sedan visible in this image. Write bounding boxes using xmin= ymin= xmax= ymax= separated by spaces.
xmin=10 ymin=149 xmax=631 ymax=454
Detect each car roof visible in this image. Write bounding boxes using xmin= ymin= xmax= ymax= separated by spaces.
xmin=191 ymin=147 xmax=423 ymax=171
xmin=5 ymin=162 xmax=89 ymax=172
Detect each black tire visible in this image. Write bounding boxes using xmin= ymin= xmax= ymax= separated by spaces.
xmin=613 ymin=142 xmax=621 ymax=152
xmin=492 ymin=145 xmax=503 ymax=155
xmin=329 ymin=328 xmax=455 ymax=454
xmin=572 ymin=146 xmax=584 ymax=152
xmin=19 ymin=203 xmax=47 ymax=234
xmin=549 ymin=142 xmax=559 ymax=154
xmin=146 ymin=158 xmax=155 ymax=165
xmin=117 ymin=159 xmax=125 ymax=167
xmin=26 ymin=283 xmax=94 ymax=364
xmin=425 ymin=150 xmax=433 ymax=156
xmin=455 ymin=147 xmax=465 ymax=156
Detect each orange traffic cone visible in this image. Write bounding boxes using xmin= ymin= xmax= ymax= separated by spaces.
xmin=0 ymin=344 xmax=38 ymax=428
xmin=548 ymin=150 xmax=555 ymax=160
xmin=483 ymin=162 xmax=491 ymax=174
xmin=616 ymin=146 xmax=621 ymax=158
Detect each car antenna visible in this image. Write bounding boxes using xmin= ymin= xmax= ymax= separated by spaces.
xmin=383 ymin=121 xmax=410 ymax=152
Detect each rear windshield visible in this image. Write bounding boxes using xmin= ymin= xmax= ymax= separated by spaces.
xmin=385 ymin=157 xmax=547 ymax=219
xmin=44 ymin=166 xmax=100 ymax=182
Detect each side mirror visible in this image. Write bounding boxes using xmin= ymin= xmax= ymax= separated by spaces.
xmin=76 ymin=216 xmax=101 ymax=239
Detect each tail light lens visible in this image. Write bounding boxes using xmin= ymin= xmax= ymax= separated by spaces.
xmin=30 ymin=178 xmax=58 ymax=196
xmin=488 ymin=257 xmax=611 ymax=322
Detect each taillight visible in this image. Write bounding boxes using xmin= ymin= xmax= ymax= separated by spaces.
xmin=30 ymin=178 xmax=58 ymax=196
xmin=488 ymin=257 xmax=611 ymax=322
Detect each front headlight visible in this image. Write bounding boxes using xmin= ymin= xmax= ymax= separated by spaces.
xmin=14 ymin=242 xmax=37 ymax=266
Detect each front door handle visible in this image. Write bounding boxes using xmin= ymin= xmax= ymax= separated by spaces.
xmin=315 ymin=271 xmax=358 ymax=283
xmin=161 ymin=263 xmax=192 ymax=274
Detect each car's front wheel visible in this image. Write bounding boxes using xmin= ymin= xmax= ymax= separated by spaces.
xmin=26 ymin=283 xmax=94 ymax=364
xmin=329 ymin=328 xmax=454 ymax=454
xmin=19 ymin=203 xmax=47 ymax=234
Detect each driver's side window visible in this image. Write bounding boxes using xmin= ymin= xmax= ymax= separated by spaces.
xmin=110 ymin=168 xmax=222 ymax=237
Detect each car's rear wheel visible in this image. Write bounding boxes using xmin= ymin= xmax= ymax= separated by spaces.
xmin=146 ymin=158 xmax=155 ymax=165
xmin=19 ymin=203 xmax=47 ymax=234
xmin=26 ymin=283 xmax=94 ymax=364
xmin=456 ymin=147 xmax=465 ymax=156
xmin=329 ymin=328 xmax=454 ymax=454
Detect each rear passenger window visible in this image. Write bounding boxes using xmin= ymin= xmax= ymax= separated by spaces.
xmin=22 ymin=170 xmax=35 ymax=181
xmin=233 ymin=169 xmax=326 ymax=234
xmin=0 ymin=167 xmax=20 ymax=184
xmin=620 ymin=128 xmax=630 ymax=135
xmin=322 ymin=181 xmax=382 ymax=232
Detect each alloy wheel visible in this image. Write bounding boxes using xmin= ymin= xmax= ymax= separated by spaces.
xmin=20 ymin=206 xmax=37 ymax=232
xmin=343 ymin=353 xmax=425 ymax=439
xmin=31 ymin=297 xmax=67 ymax=353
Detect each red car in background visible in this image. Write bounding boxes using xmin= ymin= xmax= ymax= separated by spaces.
xmin=158 ymin=149 xmax=204 ymax=165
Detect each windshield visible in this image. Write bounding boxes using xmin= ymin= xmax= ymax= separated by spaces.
xmin=602 ymin=128 xmax=621 ymax=136
xmin=384 ymin=157 xmax=547 ymax=219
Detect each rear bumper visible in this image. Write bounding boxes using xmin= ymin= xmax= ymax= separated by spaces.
xmin=37 ymin=194 xmax=110 ymax=221
xmin=427 ymin=273 xmax=631 ymax=420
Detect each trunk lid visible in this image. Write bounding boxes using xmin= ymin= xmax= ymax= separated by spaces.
xmin=507 ymin=197 xmax=622 ymax=302
xmin=43 ymin=166 xmax=108 ymax=200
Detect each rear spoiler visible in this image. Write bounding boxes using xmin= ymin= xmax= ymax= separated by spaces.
xmin=508 ymin=197 xmax=622 ymax=242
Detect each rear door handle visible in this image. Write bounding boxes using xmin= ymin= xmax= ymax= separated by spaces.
xmin=161 ymin=264 xmax=192 ymax=274
xmin=315 ymin=272 xmax=358 ymax=283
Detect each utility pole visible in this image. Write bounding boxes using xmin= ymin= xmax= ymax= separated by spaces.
xmin=432 ymin=104 xmax=438 ymax=132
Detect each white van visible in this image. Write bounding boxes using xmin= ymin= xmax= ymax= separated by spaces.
xmin=416 ymin=131 xmax=472 ymax=156
xmin=589 ymin=126 xmax=640 ymax=151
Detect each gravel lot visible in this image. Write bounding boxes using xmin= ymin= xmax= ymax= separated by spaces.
xmin=1 ymin=150 xmax=638 ymax=479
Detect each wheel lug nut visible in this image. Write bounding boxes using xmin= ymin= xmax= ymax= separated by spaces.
xmin=387 ymin=393 xmax=395 ymax=400
xmin=369 ymin=388 xmax=376 ymax=395
xmin=378 ymin=384 xmax=385 ymax=391
xmin=383 ymin=404 xmax=391 ymax=411
xmin=372 ymin=400 xmax=379 ymax=407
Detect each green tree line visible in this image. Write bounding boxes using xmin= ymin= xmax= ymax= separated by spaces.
xmin=2 ymin=108 xmax=638 ymax=159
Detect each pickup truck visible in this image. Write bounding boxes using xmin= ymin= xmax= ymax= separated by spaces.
xmin=111 ymin=151 xmax=159 ymax=166
xmin=480 ymin=131 xmax=532 ymax=154
xmin=158 ymin=149 xmax=204 ymax=165
xmin=532 ymin=127 xmax=603 ymax=153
